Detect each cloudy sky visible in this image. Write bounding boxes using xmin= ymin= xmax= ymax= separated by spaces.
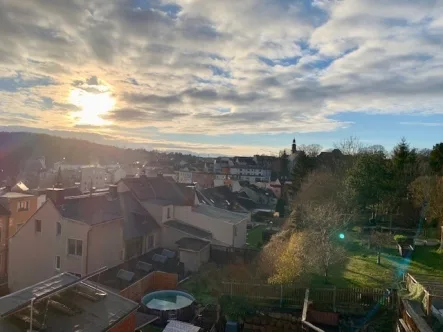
xmin=1 ymin=0 xmax=443 ymax=155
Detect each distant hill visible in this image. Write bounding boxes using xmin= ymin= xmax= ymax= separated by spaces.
xmin=0 ymin=132 xmax=197 ymax=181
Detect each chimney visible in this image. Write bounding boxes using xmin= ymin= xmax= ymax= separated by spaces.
xmin=46 ymin=188 xmax=66 ymax=206
xmin=109 ymin=184 xmax=118 ymax=199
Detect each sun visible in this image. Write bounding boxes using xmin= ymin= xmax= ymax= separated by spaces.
xmin=69 ymin=89 xmax=115 ymax=126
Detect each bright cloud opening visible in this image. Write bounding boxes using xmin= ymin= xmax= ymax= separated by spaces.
xmin=69 ymin=89 xmax=115 ymax=126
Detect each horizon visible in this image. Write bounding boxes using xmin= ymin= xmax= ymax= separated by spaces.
xmin=1 ymin=0 xmax=443 ymax=155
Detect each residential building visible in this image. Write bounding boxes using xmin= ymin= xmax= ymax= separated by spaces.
xmin=0 ymin=272 xmax=139 ymax=332
xmin=110 ymin=167 xmax=126 ymax=183
xmin=8 ymin=190 xmax=125 ymax=291
xmin=80 ymin=166 xmax=106 ymax=192
xmin=118 ymin=175 xmax=249 ymax=248
xmin=0 ymin=191 xmax=38 ymax=238
xmin=178 ymin=170 xmax=193 ymax=184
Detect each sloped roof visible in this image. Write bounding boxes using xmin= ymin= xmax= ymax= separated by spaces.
xmin=193 ymin=205 xmax=248 ymax=224
xmin=121 ymin=176 xmax=194 ymax=205
xmin=60 ymin=193 xmax=123 ymax=225
xmin=119 ymin=192 xmax=159 ymax=240
xmin=176 ymin=237 xmax=210 ymax=252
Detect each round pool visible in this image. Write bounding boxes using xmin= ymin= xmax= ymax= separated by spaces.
xmin=141 ymin=290 xmax=196 ymax=323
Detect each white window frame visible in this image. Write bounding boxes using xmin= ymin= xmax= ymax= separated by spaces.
xmin=67 ymin=238 xmax=83 ymax=256
xmin=17 ymin=200 xmax=29 ymax=212
xmin=55 ymin=255 xmax=61 ymax=270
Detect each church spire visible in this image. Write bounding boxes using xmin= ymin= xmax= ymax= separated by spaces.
xmin=291 ymin=138 xmax=296 ymax=154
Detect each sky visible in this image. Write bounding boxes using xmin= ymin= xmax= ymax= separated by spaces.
xmin=1 ymin=0 xmax=443 ymax=155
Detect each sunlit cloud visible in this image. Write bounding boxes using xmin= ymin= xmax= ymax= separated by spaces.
xmin=69 ymin=88 xmax=115 ymax=126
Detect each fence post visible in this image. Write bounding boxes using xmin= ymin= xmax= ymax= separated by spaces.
xmin=333 ymin=286 xmax=337 ymax=312
xmin=302 ymin=288 xmax=309 ymax=322
xmin=280 ymin=284 xmax=283 ymax=308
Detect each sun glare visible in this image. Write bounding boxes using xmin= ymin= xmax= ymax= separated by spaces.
xmin=69 ymin=89 xmax=115 ymax=126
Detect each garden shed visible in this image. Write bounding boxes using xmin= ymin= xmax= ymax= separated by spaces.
xmin=176 ymin=237 xmax=211 ymax=272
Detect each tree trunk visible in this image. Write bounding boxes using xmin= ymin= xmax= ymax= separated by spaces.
xmin=377 ymin=251 xmax=381 ymax=265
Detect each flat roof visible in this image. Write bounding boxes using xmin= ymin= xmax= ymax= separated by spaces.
xmin=164 ymin=219 xmax=212 ymax=239
xmin=0 ymin=192 xmax=34 ymax=199
xmin=176 ymin=237 xmax=211 ymax=252
xmin=193 ymin=204 xmax=248 ymax=224
xmin=0 ymin=273 xmax=138 ymax=331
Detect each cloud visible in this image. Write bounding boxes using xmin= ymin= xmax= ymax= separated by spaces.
xmin=1 ymin=0 xmax=443 ymax=153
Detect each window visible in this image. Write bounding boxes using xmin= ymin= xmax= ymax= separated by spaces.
xmin=167 ymin=207 xmax=171 ymax=219
xmin=35 ymin=219 xmax=41 ymax=233
xmin=55 ymin=256 xmax=61 ymax=270
xmin=56 ymin=222 xmax=61 ymax=236
xmin=17 ymin=201 xmax=29 ymax=211
xmin=68 ymin=239 xmax=83 ymax=256
xmin=147 ymin=234 xmax=155 ymax=249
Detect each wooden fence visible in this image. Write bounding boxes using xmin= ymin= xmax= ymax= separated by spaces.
xmin=120 ymin=271 xmax=178 ymax=302
xmin=221 ymin=281 xmax=396 ymax=313
xmin=210 ymin=245 xmax=260 ymax=265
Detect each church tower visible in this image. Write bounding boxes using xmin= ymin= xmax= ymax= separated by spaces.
xmin=291 ymin=138 xmax=297 ymax=154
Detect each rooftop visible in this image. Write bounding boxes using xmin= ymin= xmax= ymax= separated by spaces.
xmin=193 ymin=204 xmax=248 ymax=224
xmin=60 ymin=193 xmax=123 ymax=225
xmin=164 ymin=320 xmax=201 ymax=332
xmin=0 ymin=192 xmax=34 ymax=199
xmin=122 ymin=176 xmax=194 ymax=205
xmin=0 ymin=273 xmax=138 ymax=332
xmin=164 ymin=219 xmax=212 ymax=239
xmin=176 ymin=237 xmax=210 ymax=252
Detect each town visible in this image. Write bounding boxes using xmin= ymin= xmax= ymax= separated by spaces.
xmin=0 ymin=132 xmax=442 ymax=331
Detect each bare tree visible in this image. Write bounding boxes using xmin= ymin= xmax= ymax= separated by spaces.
xmin=333 ymin=136 xmax=364 ymax=155
xmin=298 ymin=144 xmax=323 ymax=157
xmin=369 ymin=231 xmax=393 ymax=265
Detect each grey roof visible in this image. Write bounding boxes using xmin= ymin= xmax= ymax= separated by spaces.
xmin=0 ymin=273 xmax=138 ymax=331
xmin=0 ymin=192 xmax=34 ymax=199
xmin=134 ymin=312 xmax=158 ymax=329
xmin=193 ymin=204 xmax=248 ymax=224
xmin=121 ymin=176 xmax=194 ymax=205
xmin=164 ymin=219 xmax=212 ymax=239
xmin=60 ymin=193 xmax=123 ymax=225
xmin=119 ymin=192 xmax=159 ymax=240
xmin=176 ymin=237 xmax=210 ymax=252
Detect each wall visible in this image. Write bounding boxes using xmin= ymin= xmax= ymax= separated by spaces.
xmin=8 ymin=201 xmax=60 ymax=291
xmin=233 ymin=217 xmax=248 ymax=248
xmin=87 ymin=219 xmax=124 ymax=274
xmin=178 ymin=171 xmax=192 ymax=184
xmin=7 ymin=196 xmax=38 ymax=238
xmin=179 ymin=245 xmax=210 ymax=273
xmin=142 ymin=202 xmax=163 ymax=223
xmin=174 ymin=206 xmax=233 ymax=246
xmin=179 ymin=250 xmax=200 ymax=272
xmin=144 ymin=230 xmax=160 ymax=253
xmin=109 ymin=312 xmax=136 ymax=332
xmin=57 ymin=218 xmax=89 ymax=277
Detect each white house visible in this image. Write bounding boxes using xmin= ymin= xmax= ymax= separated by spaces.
xmin=80 ymin=166 xmax=106 ymax=192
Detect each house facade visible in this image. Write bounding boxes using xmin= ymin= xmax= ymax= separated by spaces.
xmin=0 ymin=205 xmax=10 ymax=282
xmin=80 ymin=166 xmax=106 ymax=192
xmin=118 ymin=175 xmax=249 ymax=248
xmin=8 ymin=192 xmax=126 ymax=291
xmin=0 ymin=191 xmax=38 ymax=238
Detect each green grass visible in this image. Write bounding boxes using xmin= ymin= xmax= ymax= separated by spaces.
xmin=310 ymin=240 xmax=443 ymax=288
xmin=246 ymin=225 xmax=266 ymax=248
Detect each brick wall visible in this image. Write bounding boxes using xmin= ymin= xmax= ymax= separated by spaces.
xmin=109 ymin=312 xmax=136 ymax=332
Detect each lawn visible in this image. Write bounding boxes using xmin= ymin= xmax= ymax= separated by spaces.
xmin=246 ymin=225 xmax=266 ymax=248
xmin=310 ymin=239 xmax=443 ymax=288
